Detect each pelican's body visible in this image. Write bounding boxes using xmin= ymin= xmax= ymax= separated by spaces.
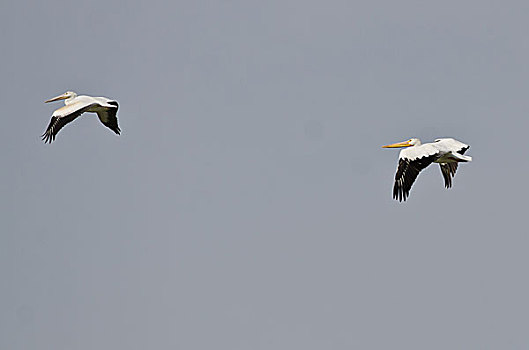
xmin=42 ymin=91 xmax=120 ymax=143
xmin=383 ymin=138 xmax=472 ymax=201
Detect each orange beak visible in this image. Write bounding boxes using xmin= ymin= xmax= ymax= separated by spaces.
xmin=382 ymin=140 xmax=413 ymax=148
xmin=45 ymin=93 xmax=69 ymax=103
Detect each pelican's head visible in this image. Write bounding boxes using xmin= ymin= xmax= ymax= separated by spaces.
xmin=382 ymin=138 xmax=421 ymax=148
xmin=45 ymin=91 xmax=77 ymax=103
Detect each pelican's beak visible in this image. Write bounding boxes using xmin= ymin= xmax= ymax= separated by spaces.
xmin=382 ymin=140 xmax=412 ymax=148
xmin=45 ymin=93 xmax=68 ymax=103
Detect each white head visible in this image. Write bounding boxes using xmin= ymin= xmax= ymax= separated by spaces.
xmin=382 ymin=138 xmax=421 ymax=148
xmin=45 ymin=91 xmax=77 ymax=103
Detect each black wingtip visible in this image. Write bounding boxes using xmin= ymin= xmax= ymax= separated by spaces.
xmin=41 ymin=131 xmax=54 ymax=144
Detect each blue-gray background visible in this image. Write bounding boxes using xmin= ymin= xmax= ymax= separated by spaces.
xmin=2 ymin=1 xmax=528 ymax=348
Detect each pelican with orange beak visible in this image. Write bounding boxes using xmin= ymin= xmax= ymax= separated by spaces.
xmin=382 ymin=138 xmax=472 ymax=201
xmin=42 ymin=91 xmax=121 ymax=143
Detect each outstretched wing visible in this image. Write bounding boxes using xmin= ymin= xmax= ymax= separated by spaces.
xmin=439 ymin=163 xmax=458 ymax=188
xmin=393 ymin=154 xmax=437 ymax=201
xmin=42 ymin=102 xmax=96 ymax=143
xmin=96 ymin=101 xmax=120 ymax=135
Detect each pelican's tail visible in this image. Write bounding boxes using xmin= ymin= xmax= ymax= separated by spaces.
xmin=453 ymin=153 xmax=472 ymax=162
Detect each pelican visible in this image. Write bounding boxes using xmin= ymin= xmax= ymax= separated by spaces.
xmin=42 ymin=91 xmax=120 ymax=143
xmin=382 ymin=138 xmax=472 ymax=201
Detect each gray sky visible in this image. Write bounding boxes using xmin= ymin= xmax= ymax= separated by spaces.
xmin=2 ymin=0 xmax=529 ymax=348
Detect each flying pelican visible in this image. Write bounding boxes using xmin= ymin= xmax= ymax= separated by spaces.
xmin=382 ymin=138 xmax=472 ymax=201
xmin=42 ymin=91 xmax=120 ymax=143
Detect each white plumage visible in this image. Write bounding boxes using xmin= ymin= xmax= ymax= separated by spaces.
xmin=383 ymin=138 xmax=472 ymax=201
xmin=42 ymin=91 xmax=121 ymax=143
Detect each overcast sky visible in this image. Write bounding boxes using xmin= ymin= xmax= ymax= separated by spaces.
xmin=2 ymin=0 xmax=529 ymax=349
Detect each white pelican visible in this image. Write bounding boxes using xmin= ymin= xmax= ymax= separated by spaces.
xmin=42 ymin=91 xmax=120 ymax=143
xmin=382 ymin=138 xmax=472 ymax=201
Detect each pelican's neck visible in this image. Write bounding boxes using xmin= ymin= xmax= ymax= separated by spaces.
xmin=64 ymin=93 xmax=78 ymax=105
